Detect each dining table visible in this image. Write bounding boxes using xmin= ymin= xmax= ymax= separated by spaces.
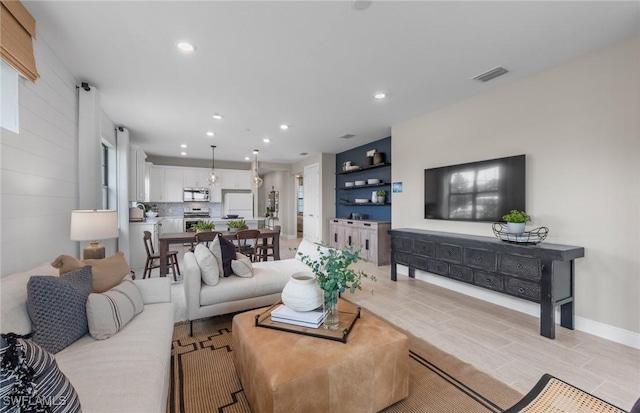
xmin=158 ymin=228 xmax=281 ymax=278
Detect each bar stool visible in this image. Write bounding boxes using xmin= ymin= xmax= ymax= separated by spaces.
xmin=143 ymin=231 xmax=180 ymax=281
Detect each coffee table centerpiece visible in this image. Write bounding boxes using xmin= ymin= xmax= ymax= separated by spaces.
xmin=299 ymin=245 xmax=375 ymax=330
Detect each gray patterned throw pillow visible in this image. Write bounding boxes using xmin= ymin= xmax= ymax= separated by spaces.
xmin=27 ymin=266 xmax=93 ymax=354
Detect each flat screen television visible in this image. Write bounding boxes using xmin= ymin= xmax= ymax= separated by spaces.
xmin=424 ymin=154 xmax=525 ymax=222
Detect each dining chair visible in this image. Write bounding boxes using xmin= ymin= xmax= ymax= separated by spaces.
xmin=143 ymin=231 xmax=180 ymax=281
xmin=234 ymin=229 xmax=260 ymax=262
xmin=256 ymin=225 xmax=281 ymax=261
xmin=194 ymin=231 xmax=220 ymax=249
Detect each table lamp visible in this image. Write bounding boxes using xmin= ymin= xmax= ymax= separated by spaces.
xmin=70 ymin=210 xmax=119 ymax=259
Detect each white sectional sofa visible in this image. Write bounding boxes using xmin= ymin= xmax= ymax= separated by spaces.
xmin=1 ymin=263 xmax=174 ymax=413
xmin=183 ymin=239 xmax=328 ymax=331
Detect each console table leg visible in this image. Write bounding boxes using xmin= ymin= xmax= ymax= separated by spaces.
xmin=560 ymin=301 xmax=575 ymax=330
xmin=540 ymin=302 xmax=556 ymax=339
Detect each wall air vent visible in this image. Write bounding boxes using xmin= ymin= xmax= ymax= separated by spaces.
xmin=472 ymin=66 xmax=509 ymax=82
xmin=337 ymin=133 xmax=355 ymax=139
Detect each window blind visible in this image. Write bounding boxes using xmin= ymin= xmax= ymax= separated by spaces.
xmin=0 ymin=0 xmax=39 ymax=82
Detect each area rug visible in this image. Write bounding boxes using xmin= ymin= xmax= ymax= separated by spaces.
xmin=168 ymin=310 xmax=523 ymax=413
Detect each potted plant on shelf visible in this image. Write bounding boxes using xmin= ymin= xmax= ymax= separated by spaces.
xmin=299 ymin=246 xmax=375 ymax=330
xmin=192 ymin=220 xmax=215 ymax=233
xmin=502 ymin=210 xmax=531 ymax=234
xmin=227 ymin=219 xmax=247 ymax=233
xmin=376 ymin=189 xmax=387 ymax=204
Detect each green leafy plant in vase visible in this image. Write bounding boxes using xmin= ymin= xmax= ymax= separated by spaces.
xmin=299 ymin=245 xmax=376 ymax=330
xmin=227 ymin=219 xmax=247 ymax=233
xmin=192 ymin=220 xmax=215 ymax=233
xmin=376 ymin=189 xmax=387 ymax=204
xmin=502 ymin=210 xmax=531 ymax=234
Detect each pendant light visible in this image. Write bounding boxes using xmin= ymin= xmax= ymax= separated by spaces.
xmin=208 ymin=145 xmax=219 ymax=185
xmin=250 ymin=149 xmax=264 ymax=188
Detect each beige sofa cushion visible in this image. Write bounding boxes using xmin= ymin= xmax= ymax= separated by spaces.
xmin=51 ymin=252 xmax=131 ymax=293
xmin=231 ymin=253 xmax=253 ymax=278
xmin=194 ymin=244 xmax=220 ymax=286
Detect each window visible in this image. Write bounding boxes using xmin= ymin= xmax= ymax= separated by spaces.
xmin=101 ymin=143 xmax=109 ymax=209
xmin=1 ymin=60 xmax=19 ymax=133
xmin=297 ymin=176 xmax=304 ymax=214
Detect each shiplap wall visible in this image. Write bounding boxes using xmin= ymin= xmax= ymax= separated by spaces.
xmin=1 ymin=36 xmax=79 ymax=276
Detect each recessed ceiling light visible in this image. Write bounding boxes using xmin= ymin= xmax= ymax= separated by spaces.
xmin=177 ymin=42 xmax=196 ymax=53
xmin=180 ymin=144 xmax=187 ymax=148
xmin=263 ymin=138 xmax=270 ymax=143
xmin=374 ymin=93 xmax=386 ymax=99
xmin=351 ymin=1 xmax=372 ymax=11
xmin=280 ymin=124 xmax=289 ymax=130
xmin=206 ymin=131 xmax=214 ymax=137
xmin=244 ymin=156 xmax=250 ymax=161
xmin=180 ymin=152 xmax=187 ymax=156
xmin=212 ymin=114 xmax=223 ymax=120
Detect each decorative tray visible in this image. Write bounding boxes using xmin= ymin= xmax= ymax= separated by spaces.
xmin=492 ymin=223 xmax=549 ymax=245
xmin=255 ymin=300 xmax=360 ymax=343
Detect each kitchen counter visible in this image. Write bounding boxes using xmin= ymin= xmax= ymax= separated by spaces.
xmin=129 ymin=216 xmax=183 ymax=224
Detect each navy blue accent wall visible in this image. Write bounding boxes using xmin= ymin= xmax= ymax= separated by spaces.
xmin=335 ymin=137 xmax=391 ymax=221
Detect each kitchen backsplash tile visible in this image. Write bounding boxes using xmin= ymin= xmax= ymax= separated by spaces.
xmin=154 ymin=202 xmax=222 ymax=217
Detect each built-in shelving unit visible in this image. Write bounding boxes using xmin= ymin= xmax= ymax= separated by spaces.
xmin=337 ymin=162 xmax=391 ymax=175
xmin=334 ymin=137 xmax=391 ymax=222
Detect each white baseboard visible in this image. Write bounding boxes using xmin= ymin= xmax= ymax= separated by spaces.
xmin=397 ymin=266 xmax=640 ymax=350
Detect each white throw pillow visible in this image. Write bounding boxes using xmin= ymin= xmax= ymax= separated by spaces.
xmin=86 ymin=279 xmax=144 ymax=340
xmin=209 ymin=234 xmax=224 ymax=275
xmin=195 ymin=244 xmax=220 ymax=286
xmin=231 ymin=253 xmax=253 ymax=278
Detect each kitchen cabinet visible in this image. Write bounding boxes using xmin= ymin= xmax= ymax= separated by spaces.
xmin=164 ymin=168 xmax=184 ymax=202
xmin=221 ymin=169 xmax=251 ymax=190
xmin=149 ymin=166 xmax=165 ymax=202
xmin=328 ymin=218 xmax=390 ymax=265
xmin=183 ymin=168 xmax=211 ymax=188
xmin=159 ymin=218 xmax=183 ymax=234
xmin=128 ymin=146 xmax=147 ymax=202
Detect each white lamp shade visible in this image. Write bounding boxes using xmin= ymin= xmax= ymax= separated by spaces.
xmin=70 ymin=210 xmax=119 ymax=241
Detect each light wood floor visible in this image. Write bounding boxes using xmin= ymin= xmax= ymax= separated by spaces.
xmin=145 ymin=237 xmax=640 ymax=410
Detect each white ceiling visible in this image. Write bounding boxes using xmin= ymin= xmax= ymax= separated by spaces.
xmin=24 ymin=1 xmax=639 ymax=165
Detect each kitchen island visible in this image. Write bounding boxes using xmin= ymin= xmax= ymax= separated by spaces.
xmin=209 ymin=217 xmax=265 ymax=231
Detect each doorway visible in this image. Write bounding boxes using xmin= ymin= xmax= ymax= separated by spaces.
xmin=296 ymin=175 xmax=303 ymax=238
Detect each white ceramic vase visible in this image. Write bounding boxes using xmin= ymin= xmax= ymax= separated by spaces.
xmin=281 ymin=272 xmax=323 ymax=312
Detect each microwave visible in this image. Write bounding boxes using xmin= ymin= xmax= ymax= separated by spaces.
xmin=183 ymin=187 xmax=210 ymax=202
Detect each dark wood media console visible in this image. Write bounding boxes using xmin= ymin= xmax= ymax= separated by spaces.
xmin=389 ymin=229 xmax=585 ymax=339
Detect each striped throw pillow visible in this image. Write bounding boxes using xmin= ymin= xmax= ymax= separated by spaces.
xmin=0 ymin=333 xmax=81 ymax=412
xmin=86 ymin=279 xmax=144 ymax=340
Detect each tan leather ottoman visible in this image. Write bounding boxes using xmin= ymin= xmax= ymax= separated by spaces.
xmin=232 ymin=301 xmax=409 ymax=413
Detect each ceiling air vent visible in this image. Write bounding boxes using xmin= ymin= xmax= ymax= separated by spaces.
xmin=472 ymin=66 xmax=509 ymax=82
xmin=299 ymin=152 xmax=308 ymax=156
xmin=337 ymin=133 xmax=355 ymax=140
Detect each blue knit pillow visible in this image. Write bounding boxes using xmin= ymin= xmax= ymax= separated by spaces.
xmin=219 ymin=236 xmax=237 ymax=277
xmin=27 ymin=266 xmax=93 ymax=353
xmin=0 ymin=333 xmax=81 ymax=412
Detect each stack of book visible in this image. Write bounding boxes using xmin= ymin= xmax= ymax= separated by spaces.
xmin=270 ymin=304 xmax=327 ymax=328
